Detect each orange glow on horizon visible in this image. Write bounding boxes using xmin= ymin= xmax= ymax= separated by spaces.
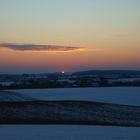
xmin=0 ymin=44 xmax=140 ymax=73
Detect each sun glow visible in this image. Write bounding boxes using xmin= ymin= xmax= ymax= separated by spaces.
xmin=61 ymin=71 xmax=65 ymax=74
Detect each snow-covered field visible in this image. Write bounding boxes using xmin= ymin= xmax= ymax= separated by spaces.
xmin=109 ymin=78 xmax=140 ymax=82
xmin=0 ymin=125 xmax=139 ymax=140
xmin=0 ymin=90 xmax=34 ymax=101
xmin=11 ymin=87 xmax=140 ymax=106
xmin=0 ymin=87 xmax=140 ymax=140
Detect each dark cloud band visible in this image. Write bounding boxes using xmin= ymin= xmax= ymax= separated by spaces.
xmin=0 ymin=43 xmax=84 ymax=52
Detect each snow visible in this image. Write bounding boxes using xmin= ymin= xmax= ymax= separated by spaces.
xmin=1 ymin=87 xmax=140 ymax=140
xmin=0 ymin=90 xmax=34 ymax=101
xmin=109 ymin=78 xmax=140 ymax=83
xmin=0 ymin=125 xmax=139 ymax=140
xmin=11 ymin=87 xmax=140 ymax=106
xmin=0 ymin=81 xmax=14 ymax=86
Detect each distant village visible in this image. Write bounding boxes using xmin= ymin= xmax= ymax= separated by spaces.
xmin=0 ymin=70 xmax=140 ymax=89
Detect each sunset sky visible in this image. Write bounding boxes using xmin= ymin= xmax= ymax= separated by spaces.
xmin=0 ymin=0 xmax=140 ymax=73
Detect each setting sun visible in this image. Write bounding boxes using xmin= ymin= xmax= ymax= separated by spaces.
xmin=61 ymin=71 xmax=65 ymax=74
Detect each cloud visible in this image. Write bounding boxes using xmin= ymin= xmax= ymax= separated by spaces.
xmin=0 ymin=43 xmax=85 ymax=52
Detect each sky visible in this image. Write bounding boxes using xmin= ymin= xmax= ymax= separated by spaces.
xmin=0 ymin=0 xmax=140 ymax=73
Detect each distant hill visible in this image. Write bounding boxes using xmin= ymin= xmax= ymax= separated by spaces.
xmin=72 ymin=70 xmax=140 ymax=76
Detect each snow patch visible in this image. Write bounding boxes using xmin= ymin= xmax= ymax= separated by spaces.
xmin=10 ymin=87 xmax=140 ymax=106
xmin=0 ymin=90 xmax=35 ymax=102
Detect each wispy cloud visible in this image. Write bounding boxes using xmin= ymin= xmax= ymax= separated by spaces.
xmin=0 ymin=43 xmax=85 ymax=52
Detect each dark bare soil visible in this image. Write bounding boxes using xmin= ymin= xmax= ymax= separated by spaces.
xmin=0 ymin=100 xmax=140 ymax=126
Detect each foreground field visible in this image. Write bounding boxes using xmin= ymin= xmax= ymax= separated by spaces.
xmin=0 ymin=100 xmax=140 ymax=126
xmin=0 ymin=125 xmax=140 ymax=140
xmin=0 ymin=87 xmax=139 ymax=140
